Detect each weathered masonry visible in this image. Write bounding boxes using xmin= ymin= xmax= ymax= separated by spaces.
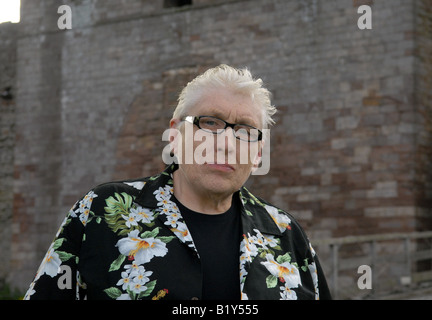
xmin=0 ymin=0 xmax=431 ymax=294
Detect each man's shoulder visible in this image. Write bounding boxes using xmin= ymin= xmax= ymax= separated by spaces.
xmin=94 ymin=178 xmax=147 ymax=194
xmin=240 ymin=187 xmax=309 ymax=238
xmin=85 ymin=175 xmax=157 ymax=207
xmin=240 ymin=187 xmax=295 ymax=221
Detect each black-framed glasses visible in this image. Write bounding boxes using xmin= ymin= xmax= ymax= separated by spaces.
xmin=183 ymin=115 xmax=263 ymax=142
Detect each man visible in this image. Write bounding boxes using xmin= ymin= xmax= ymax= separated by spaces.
xmin=24 ymin=64 xmax=331 ymax=300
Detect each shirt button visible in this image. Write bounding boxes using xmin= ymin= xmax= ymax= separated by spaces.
xmin=191 ymin=297 xmax=199 ymax=300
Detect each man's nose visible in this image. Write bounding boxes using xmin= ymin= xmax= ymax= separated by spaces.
xmin=217 ymin=127 xmax=236 ymax=152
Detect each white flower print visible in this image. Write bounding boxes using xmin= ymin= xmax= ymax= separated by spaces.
xmin=130 ymin=282 xmax=147 ymax=294
xmin=261 ymin=253 xmax=301 ymax=289
xmin=117 ymin=263 xmax=155 ymax=297
xmin=157 ymin=198 xmax=171 ymax=208
xmin=264 ymin=204 xmax=291 ymax=233
xmin=241 ymin=292 xmax=249 ymax=300
xmin=239 ymin=230 xmax=280 ymax=293
xmin=24 ymin=283 xmax=36 ymax=299
xmin=170 ymin=221 xmax=193 ymax=244
xmin=153 ymin=186 xmax=170 ymax=202
xmin=117 ymin=263 xmax=153 ymax=293
xmin=309 ymin=242 xmax=317 ymax=257
xmin=132 ymin=271 xmax=152 ymax=285
xmin=239 ymin=231 xmax=261 ymax=297
xmin=307 ymin=243 xmax=320 ymax=299
xmin=116 ymin=230 xmax=168 ymax=264
xmin=25 ymin=244 xmax=63 ymax=300
xmin=122 ymin=213 xmax=138 ymax=228
xmin=164 ymin=215 xmax=179 ymax=228
xmin=171 ymin=202 xmax=179 ymax=212
xmin=117 ymin=293 xmax=132 ymax=300
xmin=130 ymin=206 xmax=154 ymax=224
xmin=240 ymin=233 xmax=259 ymax=263
xmin=308 ymin=262 xmax=318 ymax=286
xmin=73 ymin=190 xmax=98 ymax=226
xmin=130 ymin=265 xmax=153 ymax=283
xmin=308 ymin=261 xmax=319 ymax=299
xmin=117 ymin=271 xmax=132 ymax=290
xmin=280 ymin=283 xmax=298 ymax=300
xmin=124 ymin=181 xmax=146 ymax=190
xmin=40 ymin=246 xmax=62 ymax=278
xmin=252 ymin=228 xmax=278 ymax=250
xmin=82 ymin=190 xmax=98 ymax=205
xmin=153 ymin=185 xmax=198 ymax=252
xmin=124 ymin=261 xmax=140 ymax=274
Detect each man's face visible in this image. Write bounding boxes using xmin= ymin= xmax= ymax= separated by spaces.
xmin=170 ymin=88 xmax=263 ymax=198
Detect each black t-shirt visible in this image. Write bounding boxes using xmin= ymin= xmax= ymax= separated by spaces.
xmin=172 ymin=194 xmax=241 ymax=300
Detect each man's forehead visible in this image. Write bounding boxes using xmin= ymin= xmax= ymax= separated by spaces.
xmin=191 ymin=90 xmax=262 ymax=126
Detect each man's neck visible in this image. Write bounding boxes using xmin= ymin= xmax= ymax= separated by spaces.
xmin=172 ymin=170 xmax=233 ymax=215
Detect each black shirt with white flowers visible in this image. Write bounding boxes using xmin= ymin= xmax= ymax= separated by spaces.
xmin=24 ymin=163 xmax=331 ymax=300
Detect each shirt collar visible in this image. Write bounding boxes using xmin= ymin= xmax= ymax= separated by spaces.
xmin=134 ymin=163 xmax=177 ymax=209
xmin=239 ymin=188 xmax=283 ymax=237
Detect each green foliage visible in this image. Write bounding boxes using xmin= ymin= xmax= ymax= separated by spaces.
xmin=0 ymin=282 xmax=24 ymax=300
xmin=104 ymin=192 xmax=140 ymax=236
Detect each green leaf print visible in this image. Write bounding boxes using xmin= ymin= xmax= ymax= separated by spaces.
xmin=109 ymin=254 xmax=126 ymax=272
xmin=158 ymin=236 xmax=176 ymax=244
xmin=266 ymin=275 xmax=278 ymax=288
xmin=52 ymin=238 xmax=66 ymax=250
xmin=104 ymin=287 xmax=122 ymax=299
xmin=276 ymin=252 xmax=291 ymax=264
xmin=141 ymin=227 xmax=159 ymax=239
xmin=56 ymin=250 xmax=75 ymax=262
xmin=104 ymin=192 xmax=139 ymax=235
xmin=139 ymin=280 xmax=157 ymax=298
xmin=105 ymin=192 xmax=133 ymax=216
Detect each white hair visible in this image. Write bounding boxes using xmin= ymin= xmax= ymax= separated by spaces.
xmin=172 ymin=64 xmax=276 ymax=131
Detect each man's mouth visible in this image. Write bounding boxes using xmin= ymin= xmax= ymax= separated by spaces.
xmin=204 ymin=163 xmax=235 ymax=172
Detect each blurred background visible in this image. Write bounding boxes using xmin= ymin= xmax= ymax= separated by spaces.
xmin=0 ymin=0 xmax=431 ymax=299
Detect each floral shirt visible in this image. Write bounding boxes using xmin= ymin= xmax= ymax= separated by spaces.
xmin=24 ymin=164 xmax=331 ymax=300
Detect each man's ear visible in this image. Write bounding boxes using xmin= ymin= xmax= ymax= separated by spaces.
xmin=169 ymin=118 xmax=182 ymax=156
xmin=251 ymin=141 xmax=264 ymax=173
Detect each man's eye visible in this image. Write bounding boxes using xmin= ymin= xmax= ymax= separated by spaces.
xmin=202 ymin=120 xmax=219 ymax=127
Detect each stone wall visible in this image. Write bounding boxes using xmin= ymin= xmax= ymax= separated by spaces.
xmin=415 ymin=0 xmax=432 ymax=229
xmin=0 ymin=22 xmax=17 ymax=289
xmin=0 ymin=0 xmax=431 ymax=292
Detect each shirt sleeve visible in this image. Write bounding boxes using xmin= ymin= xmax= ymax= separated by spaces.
xmin=312 ymin=247 xmax=332 ymax=300
xmin=23 ymin=190 xmax=97 ymax=300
